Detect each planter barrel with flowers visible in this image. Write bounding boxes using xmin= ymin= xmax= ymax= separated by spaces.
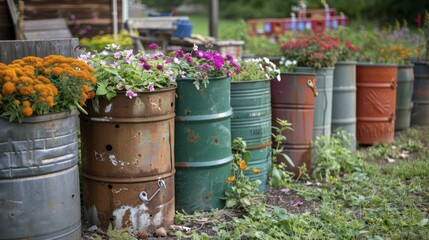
xmin=172 ymin=45 xmax=240 ymax=213
xmin=281 ymin=34 xmax=341 ymax=140
xmin=79 ymin=43 xmax=177 ymax=232
xmin=0 ymin=39 xmax=94 ymax=239
xmin=230 ymin=57 xmax=281 ymax=192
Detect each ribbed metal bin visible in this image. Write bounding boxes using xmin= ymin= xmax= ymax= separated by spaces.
xmin=395 ymin=64 xmax=414 ymax=130
xmin=175 ymin=76 xmax=233 ymax=213
xmin=81 ymin=87 xmax=176 ymax=232
xmin=356 ymin=63 xmax=398 ymax=144
xmin=231 ymin=79 xmax=272 ymax=192
xmin=332 ymin=61 xmax=357 ymax=150
xmin=411 ymin=61 xmax=429 ymax=126
xmin=271 ymin=73 xmax=317 ymax=175
xmin=0 ymin=110 xmax=81 ymax=240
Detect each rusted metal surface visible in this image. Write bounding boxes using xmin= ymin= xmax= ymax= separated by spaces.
xmin=271 ymin=73 xmax=316 ymax=175
xmin=175 ymin=77 xmax=233 ymax=213
xmin=395 ymin=64 xmax=414 ymax=130
xmin=231 ymin=79 xmax=272 ymax=192
xmin=411 ymin=61 xmax=429 ymax=126
xmin=0 ymin=110 xmax=81 ymax=239
xmin=80 ymin=87 xmax=176 ymax=231
xmin=356 ymin=63 xmax=398 ymax=144
xmin=332 ymin=61 xmax=357 ymax=150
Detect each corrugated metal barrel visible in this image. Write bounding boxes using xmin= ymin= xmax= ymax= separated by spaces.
xmin=271 ymin=73 xmax=317 ymax=175
xmin=175 ymin=76 xmax=233 ymax=213
xmin=332 ymin=61 xmax=357 ymax=150
xmin=395 ymin=64 xmax=414 ymax=130
xmin=411 ymin=61 xmax=429 ymax=126
xmin=80 ymin=87 xmax=176 ymax=232
xmin=231 ymin=79 xmax=272 ymax=192
xmin=356 ymin=63 xmax=398 ymax=144
xmin=0 ymin=110 xmax=81 ymax=240
xmin=296 ymin=67 xmax=334 ymax=140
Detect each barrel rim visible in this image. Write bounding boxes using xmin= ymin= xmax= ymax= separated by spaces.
xmin=231 ymin=78 xmax=272 ymax=84
xmin=0 ymin=109 xmax=78 ymax=123
xmin=335 ymin=60 xmax=357 ymax=65
xmin=115 ymin=86 xmax=177 ymax=94
xmin=397 ymin=63 xmax=415 ymax=68
xmin=356 ymin=63 xmax=398 ymax=67
xmin=176 ymin=76 xmax=230 ymax=82
xmin=279 ymin=72 xmax=316 ymax=76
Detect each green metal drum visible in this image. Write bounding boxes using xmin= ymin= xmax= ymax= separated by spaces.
xmin=395 ymin=64 xmax=414 ymax=130
xmin=231 ymin=79 xmax=272 ymax=192
xmin=175 ymin=76 xmax=233 ymax=213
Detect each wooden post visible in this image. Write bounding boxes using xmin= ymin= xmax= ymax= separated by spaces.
xmin=209 ymin=0 xmax=218 ymax=39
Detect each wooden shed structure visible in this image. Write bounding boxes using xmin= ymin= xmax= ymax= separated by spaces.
xmin=1 ymin=0 xmax=124 ymax=40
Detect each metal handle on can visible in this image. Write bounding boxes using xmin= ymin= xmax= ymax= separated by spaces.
xmin=139 ymin=179 xmax=166 ymax=203
xmin=307 ymin=79 xmax=318 ymax=97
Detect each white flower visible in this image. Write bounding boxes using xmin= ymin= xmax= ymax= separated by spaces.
xmin=193 ymin=44 xmax=198 ymax=51
xmin=174 ymin=57 xmax=180 ymax=64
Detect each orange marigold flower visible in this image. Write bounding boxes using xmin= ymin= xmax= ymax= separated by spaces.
xmin=13 ymin=99 xmax=20 ymax=105
xmin=253 ymin=168 xmax=261 ymax=174
xmin=414 ymin=49 xmax=420 ymax=55
xmin=238 ymin=159 xmax=249 ymax=170
xmin=82 ymin=84 xmax=90 ymax=92
xmin=19 ymin=86 xmax=33 ymax=96
xmin=45 ymin=96 xmax=54 ymax=107
xmin=2 ymin=81 xmax=16 ymax=95
xmin=226 ymin=176 xmax=235 ymax=184
xmin=37 ymin=76 xmax=50 ymax=83
xmin=87 ymin=91 xmax=96 ymax=99
xmin=52 ymin=67 xmax=63 ymax=75
xmin=44 ymin=69 xmax=52 ymax=74
xmin=22 ymin=106 xmax=33 ymax=117
xmin=22 ymin=100 xmax=31 ymax=107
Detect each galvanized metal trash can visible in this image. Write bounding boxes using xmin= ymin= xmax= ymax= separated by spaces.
xmin=271 ymin=73 xmax=317 ymax=176
xmin=231 ymin=79 xmax=272 ymax=192
xmin=81 ymin=87 xmax=176 ymax=232
xmin=175 ymin=76 xmax=233 ymax=213
xmin=0 ymin=110 xmax=81 ymax=240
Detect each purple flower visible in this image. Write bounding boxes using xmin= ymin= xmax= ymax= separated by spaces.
xmin=139 ymin=56 xmax=146 ymax=63
xmin=147 ymin=82 xmax=155 ymax=91
xmin=234 ymin=66 xmax=241 ymax=74
xmin=230 ymin=60 xmax=238 ymax=68
xmin=165 ymin=58 xmax=173 ymax=64
xmin=213 ymin=58 xmax=224 ymax=70
xmin=125 ymin=90 xmax=137 ymax=99
xmin=157 ymin=64 xmax=163 ymax=70
xmin=226 ymin=54 xmax=233 ymax=61
xmin=202 ymin=63 xmax=211 ymax=70
xmin=203 ymin=51 xmax=213 ymax=60
xmin=142 ymin=63 xmax=151 ymax=70
xmin=176 ymin=49 xmax=184 ymax=58
xmin=185 ymin=54 xmax=193 ymax=63
xmin=226 ymin=70 xmax=232 ymax=77
xmin=149 ymin=43 xmax=158 ymax=49
xmin=195 ymin=50 xmax=204 ymax=58
xmin=113 ymin=52 xmax=121 ymax=59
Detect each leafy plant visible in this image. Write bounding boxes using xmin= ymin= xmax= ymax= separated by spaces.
xmin=312 ymin=130 xmax=365 ymax=181
xmin=224 ymin=137 xmax=261 ymax=210
xmin=0 ymin=55 xmax=96 ymax=122
xmin=231 ymin=57 xmax=280 ymax=81
xmin=80 ymin=30 xmax=133 ymax=52
xmin=243 ymin=36 xmax=282 ymax=57
xmin=270 ymin=118 xmax=295 ymax=188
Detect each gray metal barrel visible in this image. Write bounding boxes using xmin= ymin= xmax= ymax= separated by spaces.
xmin=0 ymin=110 xmax=81 ymax=240
xmin=332 ymin=61 xmax=357 ymax=150
xmin=411 ymin=62 xmax=429 ymax=126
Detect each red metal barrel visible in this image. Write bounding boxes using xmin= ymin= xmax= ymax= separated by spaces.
xmin=356 ymin=63 xmax=398 ymax=144
xmin=80 ymin=87 xmax=176 ymax=232
xmin=271 ymin=73 xmax=317 ymax=175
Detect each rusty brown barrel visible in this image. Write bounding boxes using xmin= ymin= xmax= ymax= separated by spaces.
xmin=411 ymin=61 xmax=429 ymax=126
xmin=0 ymin=110 xmax=81 ymax=240
xmin=80 ymin=87 xmax=176 ymax=232
xmin=356 ymin=63 xmax=398 ymax=144
xmin=271 ymin=72 xmax=317 ymax=175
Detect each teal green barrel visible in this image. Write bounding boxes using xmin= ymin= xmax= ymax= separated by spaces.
xmin=296 ymin=67 xmax=334 ymax=140
xmin=395 ymin=64 xmax=414 ymax=130
xmin=231 ymin=79 xmax=272 ymax=192
xmin=175 ymin=76 xmax=233 ymax=213
xmin=411 ymin=62 xmax=429 ymax=126
xmin=332 ymin=61 xmax=357 ymax=150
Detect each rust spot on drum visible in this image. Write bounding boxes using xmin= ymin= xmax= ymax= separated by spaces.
xmin=211 ymin=135 xmax=219 ymax=144
xmin=205 ymin=192 xmax=213 ymax=200
xmin=184 ymin=127 xmax=199 ymax=142
xmin=176 ymin=162 xmax=188 ymax=167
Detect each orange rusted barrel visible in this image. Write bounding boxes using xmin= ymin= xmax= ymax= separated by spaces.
xmin=271 ymin=73 xmax=317 ymax=175
xmin=80 ymin=87 xmax=176 ymax=232
xmin=356 ymin=63 xmax=398 ymax=144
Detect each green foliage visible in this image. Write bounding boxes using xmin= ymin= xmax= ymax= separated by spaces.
xmin=231 ymin=58 xmax=280 ymax=82
xmin=92 ymin=224 xmax=136 ymax=240
xmin=312 ymin=130 xmax=365 ymax=181
xmin=224 ymin=138 xmax=262 ymax=210
xmin=80 ymin=30 xmax=133 ymax=52
xmin=244 ymin=36 xmax=282 ymax=57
